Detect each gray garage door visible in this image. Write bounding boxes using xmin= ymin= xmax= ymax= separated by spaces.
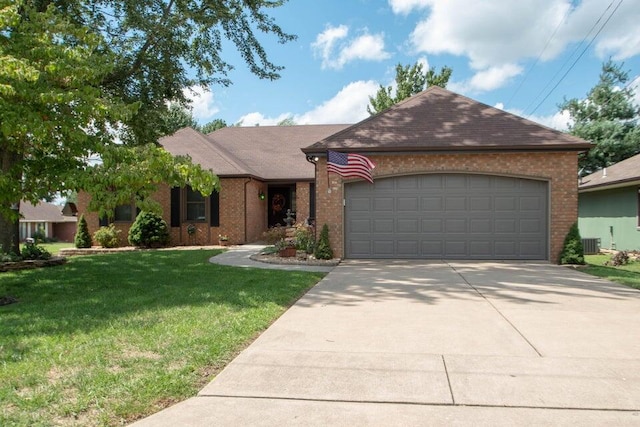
xmin=345 ymin=174 xmax=548 ymax=260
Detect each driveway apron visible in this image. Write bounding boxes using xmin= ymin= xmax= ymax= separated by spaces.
xmin=133 ymin=260 xmax=640 ymax=426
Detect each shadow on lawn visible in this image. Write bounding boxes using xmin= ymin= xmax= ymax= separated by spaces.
xmin=0 ymin=250 xmax=323 ymax=341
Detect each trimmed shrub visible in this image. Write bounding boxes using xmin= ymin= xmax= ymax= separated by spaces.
xmin=314 ymin=224 xmax=333 ymax=260
xmin=128 ymin=211 xmax=170 ymax=248
xmin=559 ymin=222 xmax=584 ymax=265
xmin=295 ymin=226 xmax=315 ymax=254
xmin=74 ymin=214 xmax=92 ymax=248
xmin=21 ymin=243 xmax=51 ymax=260
xmin=93 ymin=224 xmax=121 ymax=248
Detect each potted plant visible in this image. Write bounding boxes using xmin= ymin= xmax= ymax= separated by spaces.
xmin=275 ymin=238 xmax=297 ymax=257
xmin=218 ymin=234 xmax=229 ymax=246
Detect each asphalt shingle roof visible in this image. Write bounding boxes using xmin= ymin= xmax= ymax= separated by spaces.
xmin=579 ymin=152 xmax=640 ymax=191
xmin=160 ymin=125 xmax=349 ymax=180
xmin=20 ymin=201 xmax=76 ymax=223
xmin=303 ymin=86 xmax=592 ymax=154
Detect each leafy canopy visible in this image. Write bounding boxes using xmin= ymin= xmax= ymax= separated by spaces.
xmin=0 ymin=0 xmax=294 ymax=253
xmin=367 ymin=62 xmax=453 ymax=115
xmin=560 ymin=60 xmax=640 ymax=174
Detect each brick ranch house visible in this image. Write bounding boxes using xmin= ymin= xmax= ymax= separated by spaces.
xmin=78 ymin=87 xmax=590 ymax=262
xmin=77 ymin=124 xmax=349 ymax=246
xmin=303 ymin=87 xmax=591 ymax=262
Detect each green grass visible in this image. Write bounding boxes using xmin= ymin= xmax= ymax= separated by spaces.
xmin=583 ymin=254 xmax=640 ymax=289
xmin=0 ymin=250 xmax=324 ymax=426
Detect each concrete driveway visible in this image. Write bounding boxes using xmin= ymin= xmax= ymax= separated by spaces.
xmin=133 ymin=261 xmax=640 ymax=426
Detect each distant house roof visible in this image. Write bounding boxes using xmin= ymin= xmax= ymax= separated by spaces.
xmin=20 ymin=201 xmax=77 ymax=223
xmin=303 ymin=86 xmax=592 ymax=154
xmin=579 ymin=153 xmax=640 ymax=192
xmin=160 ymin=125 xmax=350 ymax=181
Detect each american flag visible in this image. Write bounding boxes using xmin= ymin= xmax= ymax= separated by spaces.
xmin=327 ymin=150 xmax=375 ymax=183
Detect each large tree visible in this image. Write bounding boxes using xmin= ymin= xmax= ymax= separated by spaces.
xmin=200 ymin=118 xmax=228 ymax=134
xmin=367 ymin=62 xmax=453 ymax=115
xmin=0 ymin=0 xmax=295 ymax=254
xmin=560 ymin=60 xmax=640 ymax=174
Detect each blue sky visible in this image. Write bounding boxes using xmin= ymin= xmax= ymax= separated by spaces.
xmin=186 ymin=0 xmax=640 ymax=131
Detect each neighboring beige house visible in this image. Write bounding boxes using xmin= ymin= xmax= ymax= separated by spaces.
xmin=77 ymin=87 xmax=591 ymax=262
xmin=19 ymin=201 xmax=77 ymax=242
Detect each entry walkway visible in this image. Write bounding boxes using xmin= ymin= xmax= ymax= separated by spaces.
xmin=133 ymin=260 xmax=640 ymax=426
xmin=208 ymin=244 xmax=335 ymax=273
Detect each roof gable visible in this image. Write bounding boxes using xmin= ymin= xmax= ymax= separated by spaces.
xmin=303 ymin=86 xmax=591 ymax=154
xmin=579 ymin=152 xmax=640 ymax=191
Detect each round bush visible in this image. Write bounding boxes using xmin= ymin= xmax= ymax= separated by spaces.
xmin=93 ymin=224 xmax=120 ymax=248
xmin=128 ymin=211 xmax=170 ymax=248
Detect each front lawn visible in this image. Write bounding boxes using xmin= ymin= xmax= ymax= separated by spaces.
xmin=19 ymin=242 xmax=74 ymax=256
xmin=0 ymin=250 xmax=324 ymax=425
xmin=583 ymin=254 xmax=640 ymax=290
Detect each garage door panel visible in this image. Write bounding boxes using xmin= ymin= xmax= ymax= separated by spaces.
xmin=445 ymin=241 xmax=467 ymax=256
xmin=349 ymin=219 xmax=371 ymax=233
xmin=397 ymin=219 xmax=419 ymax=233
xmin=445 ymin=197 xmax=466 ymax=211
xmin=422 ymin=219 xmax=443 ymax=233
xmin=349 ymin=197 xmax=371 ymax=211
xmin=470 ymin=219 xmax=492 ymax=233
xmin=445 ymin=219 xmax=467 ymax=233
xmin=397 ymin=240 xmax=419 ymax=256
xmin=373 ymin=240 xmax=394 ymax=255
xmin=397 ymin=197 xmax=419 ymax=211
xmin=373 ymin=219 xmax=394 ymax=233
xmin=345 ymin=174 xmax=547 ymax=260
xmin=422 ymin=240 xmax=444 ymax=255
xmin=374 ymin=197 xmax=394 ymax=211
xmin=422 ymin=197 xmax=443 ymax=211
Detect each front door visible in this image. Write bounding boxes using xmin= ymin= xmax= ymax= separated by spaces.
xmin=268 ymin=186 xmax=293 ymax=227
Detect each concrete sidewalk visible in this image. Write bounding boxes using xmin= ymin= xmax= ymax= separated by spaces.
xmin=208 ymin=244 xmax=335 ymax=273
xmin=132 ymin=260 xmax=640 ymax=426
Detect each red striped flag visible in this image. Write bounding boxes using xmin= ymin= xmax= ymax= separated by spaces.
xmin=327 ymin=150 xmax=375 ymax=183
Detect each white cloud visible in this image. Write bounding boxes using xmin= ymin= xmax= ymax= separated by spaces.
xmin=235 ymin=80 xmax=379 ymax=126
xmin=402 ymin=0 xmax=640 ymax=81
xmin=183 ymin=86 xmax=219 ymax=121
xmin=311 ymin=24 xmax=349 ymax=67
xmin=494 ymin=102 xmax=572 ymax=131
xmin=312 ymin=25 xmax=391 ymax=70
xmin=388 ymin=0 xmax=431 ymax=15
xmin=450 ymin=64 xmax=523 ymax=94
xmin=296 ymin=80 xmax=379 ymax=124
xmin=236 ymin=112 xmax=293 ymax=127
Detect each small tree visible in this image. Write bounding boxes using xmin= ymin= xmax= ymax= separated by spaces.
xmin=128 ymin=211 xmax=170 ymax=248
xmin=559 ymin=222 xmax=585 ymax=265
xmin=314 ymin=224 xmax=333 ymax=260
xmin=74 ymin=214 xmax=92 ymax=248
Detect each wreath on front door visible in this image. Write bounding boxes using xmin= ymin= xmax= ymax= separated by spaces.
xmin=271 ymin=193 xmax=286 ymax=215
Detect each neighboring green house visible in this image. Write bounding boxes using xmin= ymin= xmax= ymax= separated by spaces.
xmin=578 ymin=153 xmax=640 ymax=251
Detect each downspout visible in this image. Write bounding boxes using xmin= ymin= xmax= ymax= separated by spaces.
xmin=244 ymin=177 xmax=252 ymax=243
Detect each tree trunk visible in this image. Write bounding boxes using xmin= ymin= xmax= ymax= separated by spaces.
xmin=0 ymin=208 xmax=19 ymax=255
xmin=0 ymin=144 xmax=21 ymax=255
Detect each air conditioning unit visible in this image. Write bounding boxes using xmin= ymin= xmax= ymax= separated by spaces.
xmin=581 ymin=238 xmax=600 ymax=255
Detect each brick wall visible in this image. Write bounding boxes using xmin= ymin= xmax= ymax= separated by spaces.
xmin=295 ymin=182 xmax=311 ymax=224
xmin=314 ymin=152 xmax=579 ymax=263
xmin=246 ymin=179 xmax=267 ymax=242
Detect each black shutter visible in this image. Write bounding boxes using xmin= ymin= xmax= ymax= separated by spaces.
xmin=209 ymin=192 xmax=220 ymax=227
xmin=309 ymin=183 xmax=316 ymax=222
xmin=170 ymin=187 xmax=181 ymax=227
